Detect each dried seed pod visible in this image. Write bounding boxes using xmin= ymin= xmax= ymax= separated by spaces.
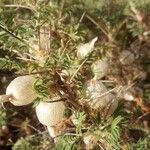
xmin=119 ymin=50 xmax=135 ymax=65
xmin=0 ymin=75 xmax=37 ymax=106
xmin=91 ymin=58 xmax=109 ymax=79
xmin=85 ymin=79 xmax=118 ymax=116
xmin=35 ymin=98 xmax=65 ymax=126
xmin=77 ymin=37 xmax=98 ymax=59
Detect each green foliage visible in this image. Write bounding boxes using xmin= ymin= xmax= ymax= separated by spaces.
xmin=127 ymin=135 xmax=150 ymax=150
xmin=0 ymin=56 xmax=23 ymax=71
xmin=72 ymin=111 xmax=86 ymax=134
xmin=33 ymin=79 xmax=49 ymax=99
xmin=11 ymin=134 xmax=52 ymax=150
xmin=54 ymin=135 xmax=80 ymax=150
xmin=12 ymin=137 xmax=36 ymax=150
xmin=106 ymin=116 xmax=123 ymax=150
xmin=144 ymin=89 xmax=150 ymax=104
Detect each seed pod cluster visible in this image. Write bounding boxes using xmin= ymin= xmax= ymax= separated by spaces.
xmin=0 ymin=75 xmax=66 ymax=139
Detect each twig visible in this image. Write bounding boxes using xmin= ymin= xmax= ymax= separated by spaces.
xmin=59 ymin=39 xmax=71 ymax=59
xmin=64 ymin=133 xmax=82 ymax=136
xmin=124 ymin=82 xmax=137 ymax=91
xmin=16 ymin=69 xmax=52 ymax=76
xmin=135 ymin=112 xmax=150 ymax=123
xmin=96 ymin=86 xmax=121 ymax=100
xmin=100 ymin=80 xmax=115 ymax=83
xmin=16 ymin=57 xmax=38 ymax=62
xmin=98 ymin=141 xmax=106 ymax=150
xmin=27 ymin=124 xmax=42 ymax=134
xmin=69 ymin=58 xmax=88 ymax=82
xmin=45 ymin=98 xmax=66 ymax=103
xmin=3 ymin=4 xmax=35 ymax=11
xmin=75 ymin=11 xmax=86 ymax=30
xmin=129 ymin=1 xmax=143 ymax=23
xmin=58 ymin=0 xmax=65 ymax=20
xmin=86 ymin=14 xmax=112 ymax=41
xmin=79 ymin=12 xmax=86 ymax=24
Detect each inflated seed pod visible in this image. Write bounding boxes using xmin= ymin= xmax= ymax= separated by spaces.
xmin=91 ymin=58 xmax=109 ymax=79
xmin=0 ymin=75 xmax=37 ymax=106
xmin=119 ymin=50 xmax=135 ymax=65
xmin=77 ymin=37 xmax=98 ymax=59
xmin=35 ymin=98 xmax=65 ymax=126
xmin=85 ymin=79 xmax=118 ymax=116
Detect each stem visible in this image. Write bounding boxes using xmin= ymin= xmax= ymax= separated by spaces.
xmin=0 ymin=94 xmax=13 ymax=103
xmin=3 ymin=4 xmax=35 ymax=12
xmin=69 ymin=58 xmax=88 ymax=83
xmin=45 ymin=99 xmax=66 ymax=103
xmin=86 ymin=14 xmax=111 ymax=41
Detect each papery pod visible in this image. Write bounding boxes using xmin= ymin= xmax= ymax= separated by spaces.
xmin=35 ymin=97 xmax=65 ymax=126
xmin=5 ymin=75 xmax=37 ymax=106
xmin=77 ymin=37 xmax=98 ymax=59
xmin=91 ymin=57 xmax=109 ymax=79
xmin=85 ymin=79 xmax=118 ymax=117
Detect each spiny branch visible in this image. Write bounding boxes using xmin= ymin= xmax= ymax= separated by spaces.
xmin=0 ymin=25 xmax=35 ymax=51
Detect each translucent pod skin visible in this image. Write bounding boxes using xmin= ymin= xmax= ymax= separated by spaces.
xmin=77 ymin=37 xmax=98 ymax=59
xmin=36 ymin=100 xmax=65 ymax=126
xmin=86 ymin=79 xmax=110 ymax=108
xmin=85 ymin=79 xmax=118 ymax=116
xmin=91 ymin=58 xmax=109 ymax=79
xmin=6 ymin=75 xmax=37 ymax=106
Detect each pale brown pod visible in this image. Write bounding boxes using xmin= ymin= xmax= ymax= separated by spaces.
xmin=0 ymin=75 xmax=37 ymax=106
xmin=77 ymin=37 xmax=98 ymax=59
xmin=85 ymin=79 xmax=118 ymax=116
xmin=35 ymin=99 xmax=65 ymax=126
